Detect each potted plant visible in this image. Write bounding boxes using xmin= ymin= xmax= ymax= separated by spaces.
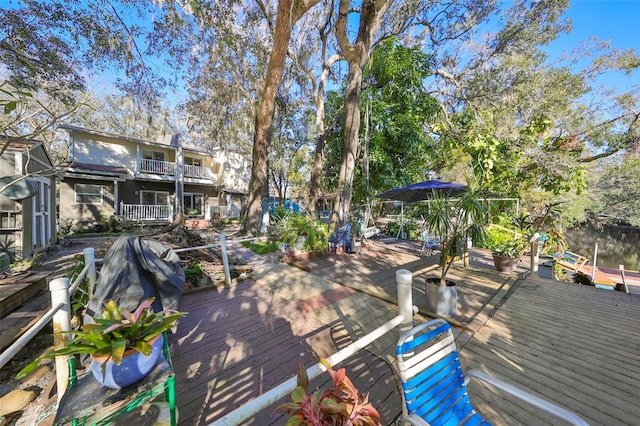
xmin=488 ymin=206 xmax=558 ymax=274
xmin=278 ymin=359 xmax=382 ymax=425
xmin=422 ymin=187 xmax=488 ymax=317
xmin=17 ymin=298 xmax=186 ymax=389
xmin=491 ymin=240 xmax=524 ymax=273
xmin=272 ymin=211 xmax=330 ymax=257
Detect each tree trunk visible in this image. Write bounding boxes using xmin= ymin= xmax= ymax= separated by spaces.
xmin=331 ymin=0 xmax=390 ymax=230
xmin=309 ymin=61 xmax=330 ymax=217
xmin=331 ymin=61 xmax=363 ymax=228
xmin=242 ymin=0 xmax=296 ymax=235
xmin=308 ymin=131 xmax=326 ymax=218
xmin=242 ymin=0 xmax=321 ymax=235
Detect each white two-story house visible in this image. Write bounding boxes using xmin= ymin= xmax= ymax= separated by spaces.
xmin=57 ymin=125 xmax=250 ymax=231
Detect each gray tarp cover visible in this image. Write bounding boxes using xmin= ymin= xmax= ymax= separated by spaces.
xmin=86 ymin=235 xmax=184 ymax=319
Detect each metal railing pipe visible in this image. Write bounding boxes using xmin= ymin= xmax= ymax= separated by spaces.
xmin=84 ymin=248 xmax=96 ymax=296
xmin=219 ymin=234 xmax=232 ymax=286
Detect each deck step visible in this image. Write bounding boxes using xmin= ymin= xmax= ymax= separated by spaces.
xmin=0 ymin=271 xmax=51 ymax=352
xmin=0 ymin=272 xmax=49 ymax=319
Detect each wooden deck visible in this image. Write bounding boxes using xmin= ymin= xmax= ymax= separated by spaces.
xmin=169 ymin=240 xmax=640 ymax=425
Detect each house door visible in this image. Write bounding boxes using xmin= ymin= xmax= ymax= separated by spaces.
xmin=32 ymin=178 xmax=52 ymax=252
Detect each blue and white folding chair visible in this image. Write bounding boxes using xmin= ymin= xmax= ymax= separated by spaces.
xmin=396 ymin=319 xmax=588 ymax=426
xmin=420 ymin=229 xmax=441 ymax=256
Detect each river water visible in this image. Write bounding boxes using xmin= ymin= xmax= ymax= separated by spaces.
xmin=565 ymin=225 xmax=640 ymax=271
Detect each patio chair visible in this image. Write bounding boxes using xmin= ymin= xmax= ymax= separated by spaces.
xmin=396 ymin=319 xmax=589 ymax=426
xmin=420 ymin=229 xmax=441 ymax=256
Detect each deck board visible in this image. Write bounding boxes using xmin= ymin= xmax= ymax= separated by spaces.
xmin=169 ymin=240 xmax=640 ymax=425
xmin=459 ymin=276 xmax=640 ymax=425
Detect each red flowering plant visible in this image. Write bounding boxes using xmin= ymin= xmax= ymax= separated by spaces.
xmin=278 ymin=358 xmax=382 ymax=426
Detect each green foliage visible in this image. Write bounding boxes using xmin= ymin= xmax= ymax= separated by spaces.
xmin=385 ymin=219 xmax=422 ymax=240
xmin=16 ymin=298 xmax=186 ymax=380
xmin=589 ymin=156 xmax=640 ymax=226
xmin=183 ymin=262 xmax=204 ymax=282
xmin=323 ymin=37 xmax=438 ymax=204
xmin=240 ymin=240 xmax=280 ymax=255
xmin=271 ymin=212 xmax=329 ymax=253
xmin=278 ymin=359 xmax=382 ymax=426
xmin=484 ymin=206 xmax=565 ymax=257
xmin=422 ymin=186 xmax=489 ymax=286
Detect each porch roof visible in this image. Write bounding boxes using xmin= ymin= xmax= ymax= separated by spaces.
xmin=58 ymin=162 xmax=129 ymax=181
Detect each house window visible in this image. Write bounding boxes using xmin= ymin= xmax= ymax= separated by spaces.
xmin=184 ymin=156 xmax=202 ymax=167
xmin=141 ymin=191 xmax=170 ymax=205
xmin=184 ymin=193 xmax=204 ymax=215
xmin=142 ymin=150 xmax=165 ymax=161
xmin=75 ymin=184 xmax=103 ymax=204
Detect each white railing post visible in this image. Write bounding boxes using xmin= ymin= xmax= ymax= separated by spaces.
xmin=530 ymin=233 xmax=540 ymax=274
xmin=219 ymin=233 xmax=232 ymax=286
xmin=591 ymin=243 xmax=599 ymax=283
xmin=396 ymin=268 xmax=414 ymax=336
xmin=50 ymin=277 xmax=72 ymax=401
xmin=83 ymin=248 xmax=96 ymax=297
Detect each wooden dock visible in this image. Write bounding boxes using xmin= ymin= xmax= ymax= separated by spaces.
xmin=168 ymin=240 xmax=640 ymax=425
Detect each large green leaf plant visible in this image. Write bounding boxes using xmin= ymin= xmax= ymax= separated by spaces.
xmin=17 ymin=298 xmax=186 ymax=379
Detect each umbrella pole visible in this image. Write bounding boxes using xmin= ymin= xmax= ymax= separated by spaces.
xmin=396 ymin=202 xmax=405 ymax=239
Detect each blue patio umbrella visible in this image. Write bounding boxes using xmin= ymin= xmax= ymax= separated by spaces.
xmin=375 ymin=180 xmax=468 ymax=203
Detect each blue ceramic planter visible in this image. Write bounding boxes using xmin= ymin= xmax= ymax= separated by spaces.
xmin=90 ymin=334 xmax=163 ymax=389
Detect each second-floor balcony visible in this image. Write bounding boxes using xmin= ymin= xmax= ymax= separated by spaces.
xmin=137 ymin=159 xmax=214 ymax=181
xmin=184 ymin=164 xmax=214 ymax=180
xmin=139 ymin=159 xmax=176 ymax=176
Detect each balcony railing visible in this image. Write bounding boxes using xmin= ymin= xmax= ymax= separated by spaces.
xmin=139 ymin=159 xmax=176 ymax=176
xmin=184 ymin=164 xmax=213 ymax=179
xmin=120 ymin=203 xmax=173 ymax=221
xmin=209 ymin=205 xmax=240 ymax=219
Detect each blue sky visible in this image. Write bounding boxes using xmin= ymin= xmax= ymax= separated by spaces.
xmin=546 ymin=0 xmax=640 ymax=94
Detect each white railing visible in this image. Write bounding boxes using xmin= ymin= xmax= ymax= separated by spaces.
xmin=0 ymin=240 xmax=417 ymax=423
xmin=210 ymin=269 xmax=416 ymax=426
xmin=209 ymin=205 xmax=239 ymax=219
xmin=0 ymin=234 xmax=242 ymax=401
xmin=0 ymin=248 xmax=98 ymax=400
xmin=184 ymin=164 xmax=213 ymax=179
xmin=120 ymin=203 xmax=173 ymax=221
xmin=138 ymin=158 xmax=176 ymax=176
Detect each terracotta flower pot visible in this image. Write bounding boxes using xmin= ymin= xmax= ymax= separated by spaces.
xmin=492 ymin=254 xmax=520 ymax=274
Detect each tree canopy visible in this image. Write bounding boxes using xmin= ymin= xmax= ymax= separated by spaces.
xmin=1 ymin=0 xmax=639 ymax=229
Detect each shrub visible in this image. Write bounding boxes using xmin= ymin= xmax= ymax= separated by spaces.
xmin=271 ymin=213 xmax=329 ymax=253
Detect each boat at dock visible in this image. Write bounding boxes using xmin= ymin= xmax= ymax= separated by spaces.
xmin=553 ymin=254 xmax=640 ymax=294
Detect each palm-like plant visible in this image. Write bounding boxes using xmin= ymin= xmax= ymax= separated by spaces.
xmin=423 ymin=187 xmax=489 ymax=286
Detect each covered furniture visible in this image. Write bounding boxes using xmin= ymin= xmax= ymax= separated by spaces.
xmin=395 ymin=319 xmax=588 ymax=425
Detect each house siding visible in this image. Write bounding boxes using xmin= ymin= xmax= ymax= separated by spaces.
xmin=59 ymin=126 xmax=248 ymax=227
xmin=59 ymin=178 xmax=116 ymax=231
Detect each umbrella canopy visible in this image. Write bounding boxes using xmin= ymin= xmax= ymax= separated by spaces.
xmin=375 ymin=180 xmax=468 ymax=203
